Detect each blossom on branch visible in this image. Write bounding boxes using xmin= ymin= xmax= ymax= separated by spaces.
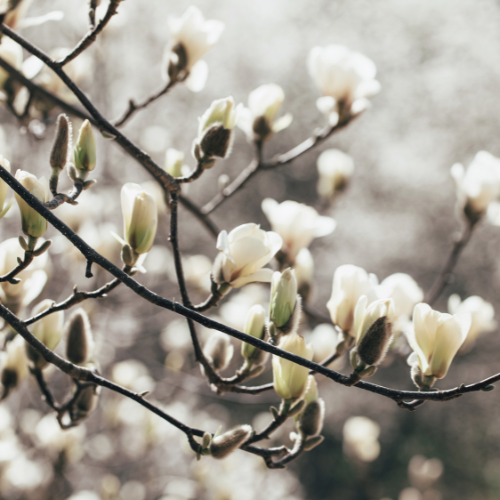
xmin=316 ymin=149 xmax=354 ymax=201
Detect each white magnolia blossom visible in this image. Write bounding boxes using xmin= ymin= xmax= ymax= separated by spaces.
xmin=343 ymin=416 xmax=381 ymax=462
xmin=327 ymin=264 xmax=378 ymax=335
xmin=165 ymin=6 xmax=224 ymax=92
xmin=377 ymin=273 xmax=424 ymax=321
xmin=164 ymin=148 xmax=186 ymax=178
xmin=269 ymin=268 xmax=298 ymax=329
xmin=14 ymin=170 xmax=50 ymax=239
xmin=307 ymin=45 xmax=380 ymax=125
xmin=451 ymin=151 xmax=500 ymax=219
xmin=213 ymin=223 xmax=282 ymax=288
xmin=272 ymin=331 xmax=314 ymax=401
xmin=0 ymin=36 xmax=23 ymax=87
xmin=261 ymin=198 xmax=336 ymax=261
xmin=448 ymin=294 xmax=496 ymax=349
xmin=407 ymin=303 xmax=471 ymax=380
xmin=0 ymin=155 xmax=13 ymax=218
xmin=120 ymin=183 xmax=158 ymax=255
xmin=0 ymin=237 xmax=49 ymax=309
xmin=317 ymin=149 xmax=355 ymax=200
xmin=294 ymin=248 xmax=314 ymax=300
xmin=198 ymin=96 xmax=239 ymax=136
xmin=1 ymin=335 xmax=29 ymax=386
xmin=353 ymin=296 xmax=395 ymax=346
xmin=237 ymin=83 xmax=292 ymax=142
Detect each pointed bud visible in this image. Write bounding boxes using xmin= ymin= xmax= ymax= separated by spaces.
xmin=209 ymin=425 xmax=252 ymax=459
xmin=50 ymin=114 xmax=72 ymax=171
xmin=241 ymin=304 xmax=267 ymax=363
xmin=270 ymin=268 xmax=299 ymax=334
xmin=297 ymin=399 xmax=325 ymax=437
xmin=65 ymin=309 xmax=94 ymax=365
xmin=164 ymin=148 xmax=185 ymax=178
xmin=69 ymin=384 xmax=100 ymax=423
xmin=73 ymin=120 xmax=96 ymax=175
xmin=203 ymin=332 xmax=233 ymax=372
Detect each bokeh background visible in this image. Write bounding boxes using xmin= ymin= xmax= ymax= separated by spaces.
xmin=2 ymin=0 xmax=500 ymax=499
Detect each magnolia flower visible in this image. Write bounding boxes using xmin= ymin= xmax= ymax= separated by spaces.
xmin=1 ymin=335 xmax=28 ymax=399
xmin=272 ymin=331 xmax=314 ymax=401
xmin=451 ymin=151 xmax=500 ymax=222
xmin=26 ymin=299 xmax=64 ymax=369
xmin=73 ymin=120 xmax=96 ymax=176
xmin=307 ymin=45 xmax=380 ymax=125
xmin=165 ymin=148 xmax=186 ymax=178
xmin=194 ymin=96 xmax=241 ymax=160
xmin=0 ymin=37 xmax=23 ymax=88
xmin=377 ymin=273 xmax=423 ymax=321
xmin=164 ymin=6 xmax=224 ymax=92
xmin=203 ymin=332 xmax=233 ymax=372
xmin=448 ymin=294 xmax=496 ymax=350
xmin=327 ymin=264 xmax=378 ymax=335
xmin=0 ymin=155 xmax=13 ymax=218
xmin=120 ymin=183 xmax=158 ymax=256
xmin=294 ymin=248 xmax=314 ymax=302
xmin=317 ymin=149 xmax=355 ymax=201
xmin=212 ymin=223 xmax=282 ymax=288
xmin=241 ymin=304 xmax=267 ymax=363
xmin=237 ymin=83 xmax=292 ymax=142
xmin=343 ymin=416 xmax=381 ymax=462
xmin=14 ymin=170 xmax=50 ymax=239
xmin=0 ymin=237 xmax=49 ymax=311
xmin=407 ymin=303 xmax=471 ymax=386
xmin=352 ymin=296 xmax=395 ymax=368
xmin=269 ymin=268 xmax=298 ymax=333
xmin=261 ymin=198 xmax=336 ymax=262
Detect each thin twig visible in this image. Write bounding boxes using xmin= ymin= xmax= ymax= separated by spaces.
xmin=0 ymin=250 xmax=33 ymax=284
xmin=424 ymin=220 xmax=474 ymax=305
xmin=177 ymin=161 xmax=205 ymax=184
xmin=44 ymin=178 xmax=84 ymax=210
xmin=56 ymin=0 xmax=122 ymax=67
xmin=178 ymin=193 xmax=219 ymax=239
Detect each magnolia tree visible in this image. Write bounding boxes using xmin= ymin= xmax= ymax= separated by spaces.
xmin=0 ymin=0 xmax=499 ymax=497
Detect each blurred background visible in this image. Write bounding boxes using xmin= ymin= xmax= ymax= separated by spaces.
xmin=2 ymin=0 xmax=500 ymax=499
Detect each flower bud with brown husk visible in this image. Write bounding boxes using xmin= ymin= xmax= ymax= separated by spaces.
xmin=295 ymin=376 xmax=325 ymax=443
xmin=69 ymin=383 xmax=100 ymax=424
xmin=209 ymin=425 xmax=253 ymax=459
xmin=65 ymin=309 xmax=94 ymax=365
xmin=49 ymin=114 xmax=72 ymax=194
xmin=203 ymin=332 xmax=233 ymax=373
xmin=1 ymin=336 xmax=28 ymax=400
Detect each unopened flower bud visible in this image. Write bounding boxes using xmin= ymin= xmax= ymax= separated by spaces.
xmin=65 ymin=309 xmax=94 ymax=365
xmin=1 ymin=336 xmax=28 ymax=400
xmin=297 ymin=399 xmax=325 ymax=437
xmin=165 ymin=148 xmax=185 ymax=178
xmin=50 ymin=114 xmax=72 ymax=171
xmin=203 ymin=332 xmax=233 ymax=372
xmin=353 ymin=296 xmax=395 ymax=367
xmin=303 ymin=435 xmax=325 ymax=451
xmin=209 ymin=424 xmax=252 ymax=459
xmin=69 ymin=384 xmax=100 ymax=423
xmin=294 ymin=248 xmax=314 ymax=303
xmin=73 ymin=120 xmax=96 ymax=176
xmin=121 ymin=183 xmax=158 ymax=256
xmin=26 ymin=299 xmax=64 ymax=369
xmin=317 ymin=149 xmax=354 ymax=201
xmin=14 ymin=170 xmax=50 ymax=238
xmin=241 ymin=304 xmax=267 ymax=365
xmin=270 ymin=269 xmax=299 ymax=333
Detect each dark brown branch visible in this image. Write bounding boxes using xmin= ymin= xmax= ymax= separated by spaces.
xmin=424 ymin=220 xmax=475 ymax=305
xmin=177 ymin=161 xmax=205 ymax=184
xmin=178 ymin=193 xmax=219 ymax=239
xmin=0 ymin=250 xmax=33 ymax=284
xmin=1 ymin=165 xmax=499 ymax=408
xmin=56 ymin=0 xmax=122 ymax=67
xmin=44 ymin=178 xmax=84 ymax=209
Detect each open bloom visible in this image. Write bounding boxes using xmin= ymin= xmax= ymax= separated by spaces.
xmin=261 ymin=198 xmax=335 ymax=262
xmin=121 ymin=183 xmax=158 ymax=255
xmin=273 ymin=331 xmax=314 ymax=401
xmin=407 ymin=303 xmax=471 ymax=381
xmin=327 ymin=265 xmax=378 ymax=335
xmin=448 ymin=294 xmax=496 ymax=350
xmin=164 ymin=6 xmax=224 ymax=92
xmin=353 ymin=296 xmax=395 ymax=367
xmin=194 ymin=96 xmax=241 ymax=160
xmin=213 ymin=223 xmax=282 ymax=288
xmin=307 ymin=45 xmax=380 ymax=124
xmin=377 ymin=273 xmax=423 ymax=321
xmin=237 ymin=83 xmax=292 ymax=142
xmin=451 ymin=151 xmax=500 ymax=221
xmin=317 ymin=149 xmax=354 ymax=201
xmin=14 ymin=170 xmax=50 ymax=238
xmin=0 ymin=237 xmax=49 ymax=311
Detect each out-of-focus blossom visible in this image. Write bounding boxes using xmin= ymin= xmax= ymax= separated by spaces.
xmin=203 ymin=332 xmax=233 ymax=372
xmin=377 ymin=273 xmax=424 ymax=321
xmin=293 ymin=248 xmax=314 ymax=303
xmin=26 ymin=299 xmax=64 ymax=369
xmin=213 ymin=223 xmax=282 ymax=288
xmin=352 ymin=296 xmax=395 ymax=368
xmin=111 ymin=359 xmax=155 ymax=394
xmin=0 ymin=36 xmax=23 ymax=88
xmin=308 ymin=45 xmax=380 ymax=125
xmin=1 ymin=336 xmax=28 ymax=399
xmin=183 ymin=254 xmax=212 ymax=292
xmin=448 ymin=294 xmax=496 ymax=350
xmin=164 ymin=6 xmax=224 ymax=92
xmin=14 ymin=170 xmax=50 ymax=239
xmin=194 ymin=96 xmax=241 ymax=160
xmin=327 ymin=264 xmax=378 ymax=335
xmin=261 ymin=198 xmax=335 ymax=262
xmin=273 ymin=332 xmax=314 ymax=401
xmin=237 ymin=83 xmax=292 ymax=142
xmin=120 ymin=183 xmax=158 ymax=257
xmin=407 ymin=303 xmax=470 ymax=386
xmin=343 ymin=416 xmax=381 ymax=462
xmin=165 ymin=148 xmax=186 ymax=178
xmin=0 ymin=155 xmax=13 ymax=218
xmin=307 ymin=324 xmax=342 ymax=368
xmin=317 ymin=149 xmax=355 ymax=201
xmin=408 ymin=455 xmax=444 ymax=491
xmin=451 ymin=151 xmax=500 ymax=223
xmin=0 ymin=237 xmax=49 ymax=311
